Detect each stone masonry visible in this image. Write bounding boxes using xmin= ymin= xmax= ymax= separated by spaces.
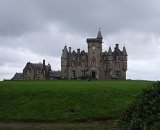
xmin=61 ymin=30 xmax=127 ymax=80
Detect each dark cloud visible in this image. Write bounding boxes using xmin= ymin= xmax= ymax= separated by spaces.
xmin=1 ymin=0 xmax=160 ymax=36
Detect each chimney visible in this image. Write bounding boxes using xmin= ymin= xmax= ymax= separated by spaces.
xmin=77 ymin=49 xmax=80 ymax=54
xmin=69 ymin=47 xmax=71 ymax=53
xmin=42 ymin=60 xmax=46 ymax=77
xmin=43 ymin=59 xmax=45 ymax=67
xmin=116 ymin=44 xmax=119 ymax=48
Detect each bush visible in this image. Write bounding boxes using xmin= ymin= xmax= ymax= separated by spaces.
xmin=151 ymin=121 xmax=160 ymax=130
xmin=118 ymin=81 xmax=160 ymax=130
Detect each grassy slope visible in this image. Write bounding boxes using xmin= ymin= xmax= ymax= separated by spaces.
xmin=0 ymin=80 xmax=152 ymax=121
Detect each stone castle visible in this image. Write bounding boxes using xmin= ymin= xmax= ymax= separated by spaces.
xmin=61 ymin=30 xmax=127 ymax=80
xmin=12 ymin=30 xmax=127 ymax=80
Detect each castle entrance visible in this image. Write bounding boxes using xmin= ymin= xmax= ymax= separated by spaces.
xmin=91 ymin=71 xmax=96 ymax=79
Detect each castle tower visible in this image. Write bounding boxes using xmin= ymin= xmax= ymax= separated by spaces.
xmin=60 ymin=29 xmax=128 ymax=80
xmin=107 ymin=47 xmax=113 ymax=79
xmin=61 ymin=45 xmax=68 ymax=79
xmin=87 ymin=30 xmax=103 ymax=79
xmin=121 ymin=46 xmax=128 ymax=79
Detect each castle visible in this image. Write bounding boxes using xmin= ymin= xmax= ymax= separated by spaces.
xmin=61 ymin=30 xmax=127 ymax=80
xmin=12 ymin=30 xmax=127 ymax=80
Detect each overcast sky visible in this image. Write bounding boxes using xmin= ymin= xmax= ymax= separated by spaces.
xmin=0 ymin=0 xmax=160 ymax=81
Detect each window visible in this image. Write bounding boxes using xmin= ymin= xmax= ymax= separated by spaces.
xmin=91 ymin=57 xmax=96 ymax=67
xmin=81 ymin=70 xmax=87 ymax=77
xmin=72 ymin=61 xmax=75 ymax=66
xmin=105 ymin=71 xmax=108 ymax=77
xmin=82 ymin=56 xmax=85 ymax=60
xmin=104 ymin=63 xmax=106 ymax=69
xmin=115 ymin=71 xmax=120 ymax=78
xmin=72 ymin=70 xmax=76 ymax=78
xmin=82 ymin=60 xmax=85 ymax=66
xmin=36 ymin=69 xmax=40 ymax=75
xmin=77 ymin=62 xmax=80 ymax=66
xmin=26 ymin=70 xmax=31 ymax=75
xmin=73 ymin=57 xmax=76 ymax=60
xmin=115 ymin=63 xmax=120 ymax=69
xmin=108 ymin=63 xmax=111 ymax=69
xmin=64 ymin=60 xmax=67 ymax=66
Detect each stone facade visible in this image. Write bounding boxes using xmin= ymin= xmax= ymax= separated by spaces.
xmin=61 ymin=30 xmax=127 ymax=80
xmin=23 ymin=60 xmax=51 ymax=80
xmin=12 ymin=59 xmax=64 ymax=80
xmin=12 ymin=60 xmax=53 ymax=80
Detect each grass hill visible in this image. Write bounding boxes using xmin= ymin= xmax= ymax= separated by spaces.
xmin=0 ymin=80 xmax=152 ymax=122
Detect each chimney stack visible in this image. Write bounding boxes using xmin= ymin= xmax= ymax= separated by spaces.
xmin=43 ymin=59 xmax=45 ymax=67
xmin=116 ymin=44 xmax=119 ymax=48
xmin=69 ymin=47 xmax=71 ymax=53
xmin=77 ymin=49 xmax=80 ymax=54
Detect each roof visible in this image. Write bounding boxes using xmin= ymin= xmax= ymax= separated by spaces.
xmin=49 ymin=71 xmax=61 ymax=78
xmin=12 ymin=73 xmax=23 ymax=80
xmin=108 ymin=47 xmax=112 ymax=55
xmin=24 ymin=62 xmax=51 ymax=72
xmin=31 ymin=63 xmax=43 ymax=70
xmin=61 ymin=45 xmax=68 ymax=59
xmin=122 ymin=46 xmax=127 ymax=56
xmin=97 ymin=30 xmax=103 ymax=39
xmin=86 ymin=38 xmax=102 ymax=43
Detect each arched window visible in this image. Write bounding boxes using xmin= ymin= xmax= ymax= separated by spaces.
xmin=115 ymin=62 xmax=120 ymax=69
xmin=91 ymin=57 xmax=96 ymax=67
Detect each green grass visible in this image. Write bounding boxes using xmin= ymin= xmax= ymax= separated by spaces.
xmin=0 ymin=80 xmax=152 ymax=122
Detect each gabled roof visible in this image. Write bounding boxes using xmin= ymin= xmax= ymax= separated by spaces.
xmin=81 ymin=50 xmax=87 ymax=55
xmin=24 ymin=62 xmax=50 ymax=72
xmin=49 ymin=71 xmax=61 ymax=78
xmin=31 ymin=63 xmax=43 ymax=70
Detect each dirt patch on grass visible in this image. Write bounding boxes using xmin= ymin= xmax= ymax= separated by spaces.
xmin=0 ymin=120 xmax=118 ymax=130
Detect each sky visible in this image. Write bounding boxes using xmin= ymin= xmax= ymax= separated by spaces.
xmin=0 ymin=0 xmax=160 ymax=81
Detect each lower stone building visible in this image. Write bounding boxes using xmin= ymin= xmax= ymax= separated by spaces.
xmin=23 ymin=60 xmax=51 ymax=80
xmin=12 ymin=60 xmax=52 ymax=80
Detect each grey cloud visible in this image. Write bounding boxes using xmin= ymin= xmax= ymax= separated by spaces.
xmin=0 ymin=0 xmax=47 ymax=36
xmin=1 ymin=0 xmax=160 ymax=37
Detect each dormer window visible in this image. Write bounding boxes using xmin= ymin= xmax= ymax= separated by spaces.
xmin=26 ymin=70 xmax=31 ymax=75
xmin=36 ymin=69 xmax=40 ymax=74
xmin=82 ymin=60 xmax=85 ymax=66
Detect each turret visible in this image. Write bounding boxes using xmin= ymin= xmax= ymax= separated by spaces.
xmin=108 ymin=47 xmax=112 ymax=56
xmin=121 ymin=46 xmax=127 ymax=79
xmin=61 ymin=45 xmax=68 ymax=59
xmin=107 ymin=47 xmax=113 ymax=72
xmin=61 ymin=45 xmax=68 ymax=79
xmin=122 ymin=46 xmax=127 ymax=56
xmin=97 ymin=29 xmax=103 ymax=39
